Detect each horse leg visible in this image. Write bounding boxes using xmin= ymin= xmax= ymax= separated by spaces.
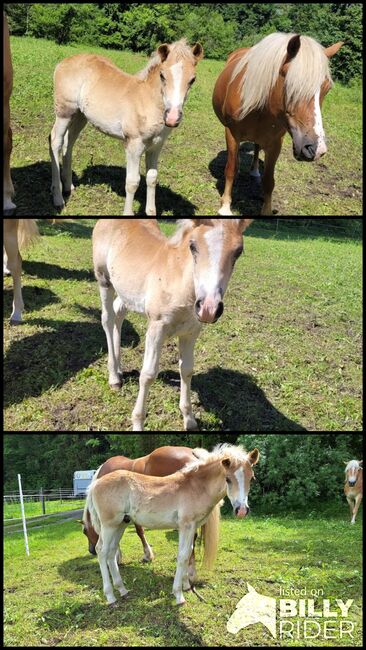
xmin=250 ymin=143 xmax=261 ymax=178
xmin=123 ymin=138 xmax=144 ymax=216
xmin=178 ymin=331 xmax=201 ymax=431
xmin=61 ymin=111 xmax=87 ymax=194
xmin=173 ymin=523 xmax=196 ymax=605
xmin=218 ymin=127 xmax=239 ymax=216
xmin=99 ymin=284 xmax=122 ymax=388
xmin=135 ymin=524 xmax=155 ymax=563
xmin=113 ymin=296 xmax=127 ymax=378
xmin=3 ymin=119 xmax=16 ymax=214
xmin=261 ymin=138 xmax=283 ymax=215
xmin=188 ymin=532 xmax=198 ymax=583
xmin=97 ymin=524 xmax=128 ymax=605
xmin=351 ymin=494 xmax=362 ymax=524
xmin=106 ymin=525 xmax=129 ymax=599
xmin=49 ymin=115 xmax=73 ymax=208
xmin=145 ymin=135 xmax=167 ymax=216
xmin=4 ymin=223 xmax=23 ymax=324
xmin=131 ymin=321 xmax=167 ymax=431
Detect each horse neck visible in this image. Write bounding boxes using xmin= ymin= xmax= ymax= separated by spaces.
xmin=143 ymin=64 xmax=164 ymax=112
xmin=190 ymin=459 xmax=227 ymax=502
xmin=168 ymin=228 xmax=196 ymax=301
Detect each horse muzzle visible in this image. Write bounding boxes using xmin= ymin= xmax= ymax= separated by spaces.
xmin=195 ymin=299 xmax=224 ymax=324
xmin=348 ymin=480 xmax=356 ymax=487
xmin=89 ymin=543 xmax=97 ymax=556
xmin=164 ymin=108 xmax=182 ymax=128
xmin=235 ymin=505 xmax=250 ymax=518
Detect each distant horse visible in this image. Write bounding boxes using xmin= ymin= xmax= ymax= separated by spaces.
xmin=82 ymin=446 xmax=218 ymax=582
xmin=3 ymin=219 xmax=67 ymax=323
xmin=3 ymin=12 xmax=16 ymax=214
xmin=49 ymin=39 xmax=203 ymax=215
xmin=84 ymin=443 xmax=259 ymax=606
xmin=344 ymin=460 xmax=363 ymax=524
xmin=212 ymin=32 xmax=343 ymax=215
xmin=92 ymin=218 xmax=253 ymax=431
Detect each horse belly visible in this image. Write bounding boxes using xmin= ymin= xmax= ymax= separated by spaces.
xmin=131 ymin=508 xmax=179 ymax=530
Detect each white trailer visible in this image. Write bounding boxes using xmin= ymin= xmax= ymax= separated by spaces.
xmin=73 ymin=470 xmax=96 ymax=497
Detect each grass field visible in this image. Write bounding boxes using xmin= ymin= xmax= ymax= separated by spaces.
xmin=9 ymin=36 xmax=362 ymax=216
xmin=4 ymin=503 xmax=362 ymax=646
xmin=3 ymin=219 xmax=362 ymax=431
xmin=4 ymin=499 xmax=85 ymax=523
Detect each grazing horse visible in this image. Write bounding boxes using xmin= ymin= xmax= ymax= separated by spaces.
xmin=49 ymin=39 xmax=203 ymax=215
xmin=84 ymin=443 xmax=259 ymax=606
xmin=344 ymin=460 xmax=363 ymax=524
xmin=3 ymin=219 xmax=67 ymax=323
xmin=92 ymin=218 xmax=253 ymax=431
xmin=82 ymin=446 xmax=216 ymax=581
xmin=212 ymin=32 xmax=343 ymax=215
xmin=3 ymin=12 xmax=16 ymax=215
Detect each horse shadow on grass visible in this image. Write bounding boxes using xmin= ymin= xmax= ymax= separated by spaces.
xmin=160 ymin=366 xmax=307 ymax=431
xmin=3 ymin=313 xmax=140 ymax=408
xmin=42 ymin=553 xmax=204 ymax=644
xmin=10 ymin=161 xmax=196 ymax=216
xmin=22 ymin=260 xmax=94 ymax=282
xmin=209 ymin=143 xmax=265 ymax=216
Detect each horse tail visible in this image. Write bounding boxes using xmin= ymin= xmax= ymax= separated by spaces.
xmin=17 ymin=219 xmax=40 ymax=250
xmin=82 ymin=465 xmax=103 ymax=529
xmin=202 ymin=502 xmax=221 ymax=570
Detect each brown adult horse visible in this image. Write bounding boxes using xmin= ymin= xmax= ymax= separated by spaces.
xmin=212 ymin=32 xmax=343 ymax=215
xmin=82 ymin=446 xmax=219 ymax=582
xmin=3 ymin=12 xmax=16 ymax=214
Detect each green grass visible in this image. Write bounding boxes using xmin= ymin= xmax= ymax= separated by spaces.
xmin=4 ymin=499 xmax=85 ymax=523
xmin=4 ymin=503 xmax=362 ymax=646
xmin=3 ymin=219 xmax=362 ymax=431
xmin=9 ymin=36 xmax=362 ymax=216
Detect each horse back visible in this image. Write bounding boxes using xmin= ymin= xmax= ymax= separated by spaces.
xmin=144 ymin=446 xmax=195 ymax=477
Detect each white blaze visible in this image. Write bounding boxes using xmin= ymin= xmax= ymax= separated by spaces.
xmin=314 ymin=89 xmax=327 ymax=158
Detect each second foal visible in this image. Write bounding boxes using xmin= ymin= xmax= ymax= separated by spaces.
xmin=93 ymin=218 xmax=253 ymax=431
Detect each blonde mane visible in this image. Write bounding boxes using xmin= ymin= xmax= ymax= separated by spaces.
xmin=230 ymin=32 xmax=332 ymax=120
xmin=136 ymin=38 xmax=195 ymax=80
xmin=169 ymin=219 xmax=244 ymax=246
xmin=181 ymin=443 xmax=249 ymax=474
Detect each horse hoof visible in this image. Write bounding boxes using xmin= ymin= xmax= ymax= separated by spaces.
xmin=10 ymin=319 xmax=22 ymax=326
xmin=108 ymin=601 xmax=118 ymax=609
xmin=110 ymin=382 xmax=122 ymax=391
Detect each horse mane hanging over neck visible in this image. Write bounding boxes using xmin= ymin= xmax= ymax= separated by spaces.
xmin=230 ymin=32 xmax=333 ymax=120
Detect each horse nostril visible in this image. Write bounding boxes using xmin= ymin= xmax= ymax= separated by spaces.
xmin=303 ymin=143 xmax=316 ymax=159
xmin=195 ymin=299 xmax=203 ymax=314
xmin=214 ymin=302 xmax=224 ymax=321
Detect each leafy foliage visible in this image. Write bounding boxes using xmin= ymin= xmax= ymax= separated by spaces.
xmin=4 ymin=2 xmax=362 ymax=81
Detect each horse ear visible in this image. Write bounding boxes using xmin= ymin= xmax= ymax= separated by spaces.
xmin=238 ymin=219 xmax=254 ymax=233
xmin=247 ymin=583 xmax=256 ymax=593
xmin=324 ymin=41 xmax=344 ymax=58
xmin=157 ymin=44 xmax=170 ymax=62
xmin=343 ymin=461 xmax=349 ymax=465
xmin=281 ymin=34 xmax=301 ymax=74
xmin=248 ymin=448 xmax=260 ymax=466
xmin=192 ymin=42 xmax=204 ymax=63
xmin=359 ymin=460 xmax=363 ymax=466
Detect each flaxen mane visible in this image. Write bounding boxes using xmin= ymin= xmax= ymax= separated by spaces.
xmin=230 ymin=32 xmax=332 ymax=120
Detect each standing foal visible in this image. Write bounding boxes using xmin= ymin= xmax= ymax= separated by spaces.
xmin=344 ymin=460 xmax=363 ymax=524
xmin=49 ymin=39 xmax=203 ymax=214
xmin=93 ymin=218 xmax=253 ymax=431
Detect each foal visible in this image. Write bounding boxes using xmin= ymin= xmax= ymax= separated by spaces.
xmin=82 ymin=446 xmax=214 ymax=581
xmin=344 ymin=460 xmax=363 ymax=524
xmin=93 ymin=218 xmax=253 ymax=431
xmin=85 ymin=443 xmax=259 ymax=606
xmin=49 ymin=39 xmax=203 ymax=214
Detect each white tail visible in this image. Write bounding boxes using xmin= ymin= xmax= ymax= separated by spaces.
xmin=83 ymin=465 xmax=103 ymax=532
xmin=17 ymin=219 xmax=40 ymax=249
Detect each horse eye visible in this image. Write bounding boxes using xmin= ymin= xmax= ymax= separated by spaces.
xmin=189 ymin=241 xmax=197 ymax=254
xmin=234 ymin=247 xmax=243 ymax=259
xmin=160 ymin=72 xmax=166 ymax=82
xmin=189 ymin=77 xmax=196 ymax=86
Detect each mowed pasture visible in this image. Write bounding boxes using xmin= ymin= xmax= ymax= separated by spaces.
xmin=9 ymin=36 xmax=362 ymax=216
xmin=4 ymin=505 xmax=363 ymax=646
xmin=3 ymin=219 xmax=362 ymax=432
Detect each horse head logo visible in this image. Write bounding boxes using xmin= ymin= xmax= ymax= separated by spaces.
xmin=227 ymin=583 xmax=276 ymax=638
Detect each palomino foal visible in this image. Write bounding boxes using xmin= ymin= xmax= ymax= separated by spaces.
xmin=50 ymin=39 xmax=203 ymax=214
xmin=93 ymin=218 xmax=253 ymax=431
xmin=85 ymin=444 xmax=259 ymax=606
xmin=344 ymin=460 xmax=363 ymax=524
